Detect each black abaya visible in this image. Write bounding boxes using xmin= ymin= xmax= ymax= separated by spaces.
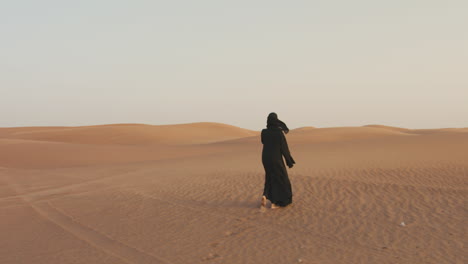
xmin=261 ymin=127 xmax=295 ymax=207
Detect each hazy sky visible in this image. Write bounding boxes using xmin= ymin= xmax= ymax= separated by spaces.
xmin=1 ymin=1 xmax=467 ymax=130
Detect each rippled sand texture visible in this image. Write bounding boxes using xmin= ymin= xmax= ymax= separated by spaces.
xmin=0 ymin=123 xmax=466 ymax=264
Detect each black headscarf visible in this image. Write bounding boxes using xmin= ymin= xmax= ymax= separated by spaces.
xmin=267 ymin=112 xmax=289 ymax=134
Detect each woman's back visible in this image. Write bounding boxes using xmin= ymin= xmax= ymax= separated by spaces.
xmin=261 ymin=128 xmax=284 ymax=160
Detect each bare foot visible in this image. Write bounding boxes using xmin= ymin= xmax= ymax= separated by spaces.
xmin=260 ymin=196 xmax=267 ymax=207
xmin=271 ymin=203 xmax=280 ymax=209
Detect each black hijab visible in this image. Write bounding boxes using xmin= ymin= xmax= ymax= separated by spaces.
xmin=267 ymin=112 xmax=289 ymax=134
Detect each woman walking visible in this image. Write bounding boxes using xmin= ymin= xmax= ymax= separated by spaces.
xmin=261 ymin=112 xmax=295 ymax=209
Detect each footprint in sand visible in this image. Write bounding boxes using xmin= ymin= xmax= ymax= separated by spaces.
xmin=210 ymin=242 xmax=219 ymax=248
xmin=202 ymin=252 xmax=220 ymax=261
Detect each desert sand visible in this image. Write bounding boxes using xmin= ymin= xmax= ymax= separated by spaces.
xmin=0 ymin=122 xmax=466 ymax=264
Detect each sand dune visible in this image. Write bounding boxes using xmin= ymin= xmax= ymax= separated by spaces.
xmin=365 ymin=124 xmax=468 ymax=135
xmin=0 ymin=122 xmax=258 ymax=145
xmin=288 ymin=126 xmax=412 ymax=143
xmin=0 ymin=123 xmax=466 ymax=264
xmin=291 ymin=126 xmax=316 ymax=132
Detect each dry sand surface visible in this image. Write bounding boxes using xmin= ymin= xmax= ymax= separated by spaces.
xmin=0 ymin=122 xmax=466 ymax=264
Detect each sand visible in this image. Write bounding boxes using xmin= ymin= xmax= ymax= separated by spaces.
xmin=0 ymin=122 xmax=466 ymax=264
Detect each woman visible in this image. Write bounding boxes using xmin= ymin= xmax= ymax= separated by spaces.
xmin=261 ymin=112 xmax=295 ymax=209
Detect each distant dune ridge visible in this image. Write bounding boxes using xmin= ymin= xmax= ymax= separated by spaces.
xmin=0 ymin=122 xmax=258 ymax=145
xmin=1 ymin=122 xmax=465 ymax=147
xmin=0 ymin=122 xmax=467 ymax=263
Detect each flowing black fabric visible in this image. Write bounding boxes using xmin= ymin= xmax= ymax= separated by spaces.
xmin=261 ymin=115 xmax=295 ymax=207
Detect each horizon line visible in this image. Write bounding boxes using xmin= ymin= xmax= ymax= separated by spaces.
xmin=1 ymin=122 xmax=466 ymax=131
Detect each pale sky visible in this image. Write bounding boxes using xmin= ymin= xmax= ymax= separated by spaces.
xmin=1 ymin=0 xmax=467 ymax=130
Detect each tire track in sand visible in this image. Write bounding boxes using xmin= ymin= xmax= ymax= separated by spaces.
xmin=0 ymin=173 xmax=173 ymax=264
